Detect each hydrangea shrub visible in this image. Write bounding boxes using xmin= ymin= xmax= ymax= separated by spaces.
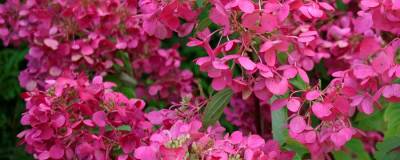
xmin=1 ymin=0 xmax=400 ymax=159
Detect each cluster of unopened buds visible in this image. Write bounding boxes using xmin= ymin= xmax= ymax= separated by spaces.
xmin=1 ymin=0 xmax=399 ymax=159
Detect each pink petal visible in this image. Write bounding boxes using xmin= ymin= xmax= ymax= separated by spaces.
xmin=145 ymin=111 xmax=164 ymax=125
xmin=44 ymin=38 xmax=59 ymax=50
xmin=312 ymin=102 xmax=331 ymax=118
xmin=361 ymin=97 xmax=374 ymax=115
xmin=81 ymin=45 xmax=94 ymax=55
xmin=92 ymin=111 xmax=106 ymax=127
xmin=283 ymin=67 xmax=297 ymax=79
xmin=238 ymin=56 xmax=256 ymax=70
xmin=187 ymin=39 xmax=203 ymax=47
xmin=49 ymin=144 xmax=64 ymax=159
xmin=212 ymin=60 xmax=229 ymax=70
xmin=260 ymin=13 xmax=278 ymax=32
xmin=238 ymin=0 xmax=255 ymax=13
xmin=265 ymin=78 xmax=288 ymax=95
xmin=319 ymin=2 xmax=335 ymax=11
xmin=224 ymin=41 xmax=235 ymax=51
xmin=353 ymin=12 xmax=373 ymax=33
xmin=330 ymin=133 xmax=347 ymax=147
xmin=304 ymin=131 xmax=317 ymax=143
xmin=278 ymin=4 xmax=290 ymax=21
xmin=307 ymin=7 xmax=323 ymax=18
xmin=393 ymin=0 xmax=400 ymax=9
xmin=247 ymin=135 xmax=265 ymax=148
xmin=297 ymin=68 xmax=310 ymax=84
xmin=264 ymin=51 xmax=276 ymax=66
xmin=360 ymin=0 xmax=380 ymax=8
xmin=51 ymin=114 xmax=66 ymax=128
xmin=306 ymin=90 xmax=320 ymax=101
xmin=372 ymin=53 xmax=391 ymax=73
xmin=38 ymin=151 xmax=50 ymax=160
xmin=298 ymin=36 xmax=315 ymax=44
xmin=134 ymin=146 xmax=157 ymax=160
xmin=287 ymin=98 xmax=301 ymax=112
xmin=271 ymin=98 xmax=288 ymax=111
xmin=339 ymin=128 xmax=354 ymax=141
xmin=230 ymin=131 xmax=243 ymax=144
xmin=353 ymin=64 xmax=374 ymax=79
xmin=260 ymin=40 xmax=273 ymax=52
xmin=212 ymin=77 xmax=227 ymax=91
xmin=383 ymin=85 xmax=395 ymax=98
xmin=358 ymin=37 xmax=381 ymax=58
xmin=289 ymin=116 xmax=306 ymax=134
xmin=334 ymin=97 xmax=350 ymax=116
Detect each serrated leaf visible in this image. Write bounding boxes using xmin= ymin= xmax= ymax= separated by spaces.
xmin=202 ymin=89 xmax=233 ymax=129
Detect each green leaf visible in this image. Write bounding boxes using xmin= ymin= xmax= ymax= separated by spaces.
xmin=277 ymin=52 xmax=288 ymax=64
xmin=202 ymin=89 xmax=233 ymax=129
xmin=332 ymin=151 xmax=352 ymax=160
xmin=332 ymin=139 xmax=371 ymax=160
xmin=284 ymin=137 xmax=308 ymax=159
xmin=384 ymin=103 xmax=400 ymax=138
xmin=271 ymin=96 xmax=288 ymax=145
xmin=290 ymin=75 xmax=307 ymax=90
xmin=353 ymin=109 xmax=385 ymax=132
xmin=196 ymin=17 xmax=211 ymax=32
xmin=374 ymin=136 xmax=400 ymax=160
xmin=346 ymin=139 xmax=371 ymax=160
xmin=116 ymin=125 xmax=131 ymax=131
xmin=196 ymin=0 xmax=205 ymax=8
xmin=336 ymin=0 xmax=348 ymax=11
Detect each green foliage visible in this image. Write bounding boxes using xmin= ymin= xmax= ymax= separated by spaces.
xmin=284 ymin=138 xmax=308 ymax=160
xmin=0 ymin=46 xmax=33 ymax=159
xmin=375 ymin=136 xmax=400 ymax=160
xmin=383 ymin=102 xmax=400 ymax=138
xmin=332 ymin=139 xmax=371 ymax=160
xmin=373 ymin=102 xmax=400 ymax=159
xmin=353 ymin=109 xmax=386 ymax=132
xmin=290 ymin=75 xmax=308 ymax=90
xmin=0 ymin=48 xmax=26 ymax=100
xmin=335 ymin=0 xmax=348 ymax=11
xmin=271 ymin=106 xmax=288 ymax=145
xmin=202 ymin=89 xmax=233 ymax=129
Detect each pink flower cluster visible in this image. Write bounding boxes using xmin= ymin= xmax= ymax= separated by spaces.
xmin=137 ymin=109 xmax=293 ymax=160
xmin=0 ymin=0 xmax=195 ymax=101
xmin=18 ymin=74 xmax=292 ymax=159
xmin=2 ymin=0 xmax=399 ymax=159
xmin=17 ymin=74 xmax=153 ymax=159
xmin=186 ymin=0 xmax=399 ymax=158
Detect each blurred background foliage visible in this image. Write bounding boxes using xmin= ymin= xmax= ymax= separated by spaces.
xmin=0 ymin=45 xmax=32 ymax=159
